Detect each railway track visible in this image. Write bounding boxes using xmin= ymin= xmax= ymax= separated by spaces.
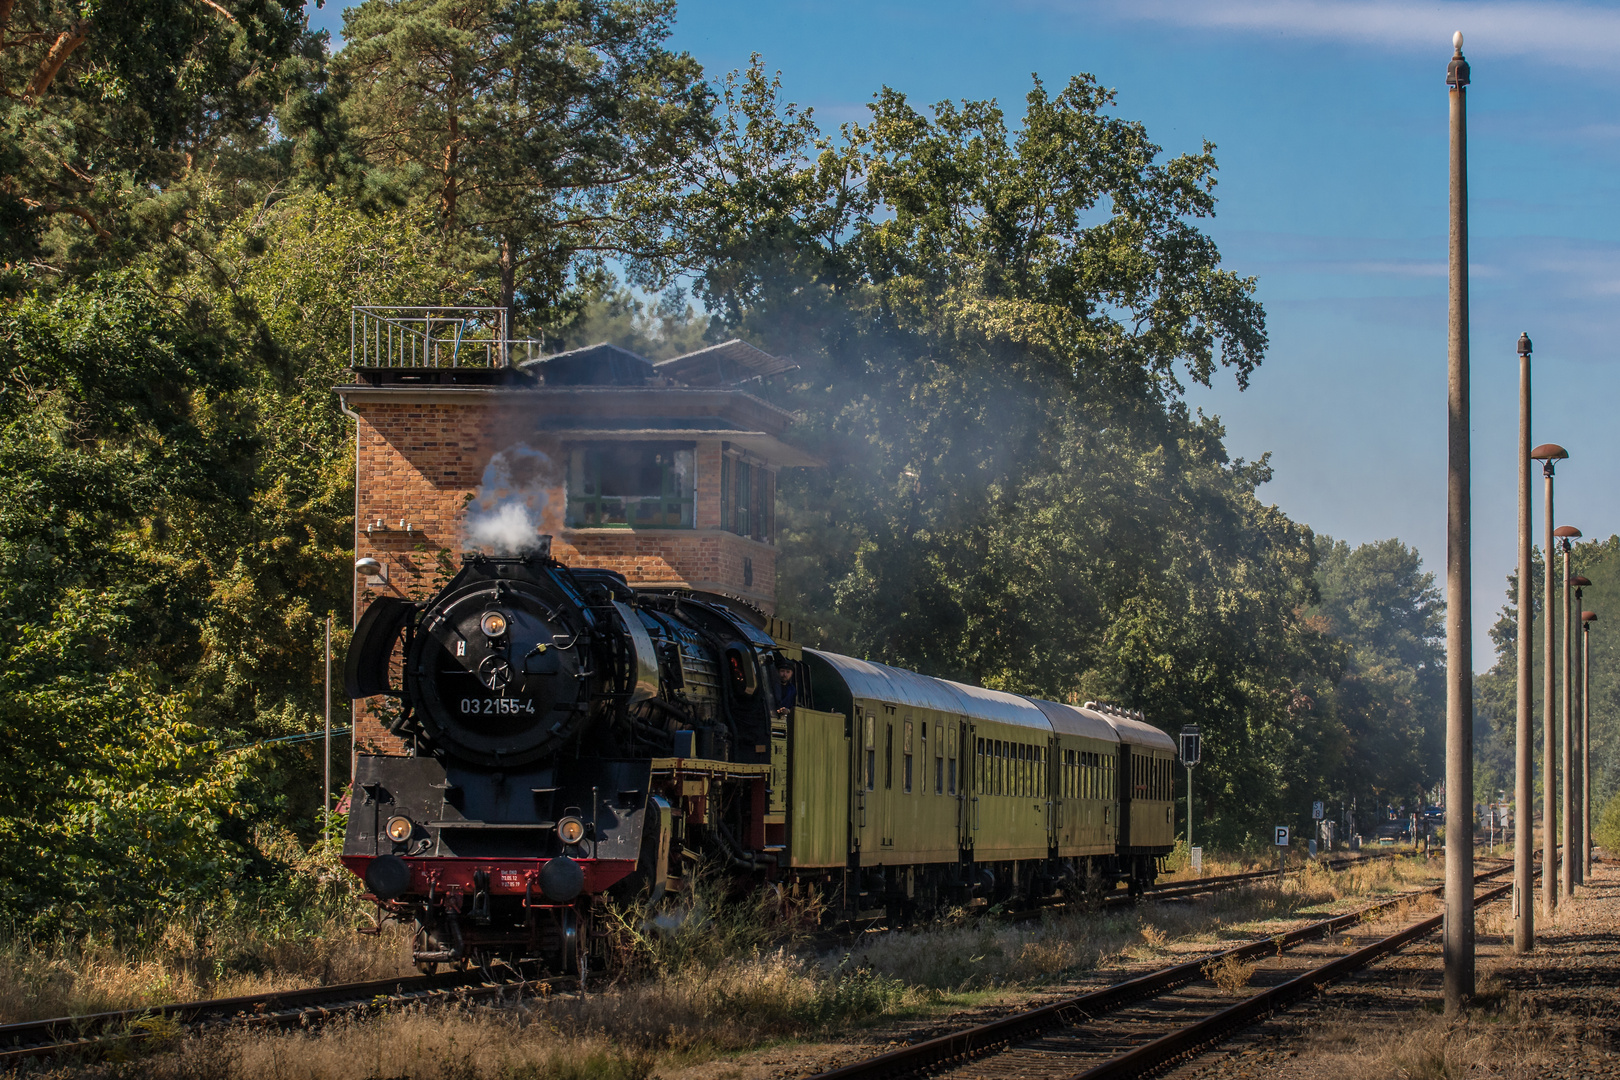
xmin=0 ymin=850 xmax=1415 ymax=1066
xmin=1110 ymin=850 xmax=1398 ymax=908
xmin=0 ymin=963 xmax=574 ymax=1066
xmin=808 ymin=860 xmax=1519 ymax=1080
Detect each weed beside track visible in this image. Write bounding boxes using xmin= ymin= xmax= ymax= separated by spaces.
xmin=2 ymin=854 xmax=1442 ymax=1079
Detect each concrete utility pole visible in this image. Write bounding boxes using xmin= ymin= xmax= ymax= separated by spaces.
xmin=325 ymin=612 xmax=333 ymax=838
xmin=1583 ymin=611 xmax=1597 ymax=880
xmin=1514 ymin=333 xmax=1534 ymax=953
xmin=1533 ymin=443 xmax=1567 ymax=917
xmin=1570 ymin=577 xmax=1589 ymax=885
xmin=1556 ymin=527 xmax=1581 ymax=902
xmin=1444 ymin=30 xmax=1475 ymax=1012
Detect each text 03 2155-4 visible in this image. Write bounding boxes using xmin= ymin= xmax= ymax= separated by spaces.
xmin=459 ymin=698 xmax=534 ymax=715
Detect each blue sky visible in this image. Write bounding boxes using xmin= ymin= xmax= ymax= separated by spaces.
xmin=309 ymin=0 xmax=1620 ymax=671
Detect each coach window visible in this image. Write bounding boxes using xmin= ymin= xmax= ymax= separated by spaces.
xmin=865 ymin=713 xmax=876 ymax=792
xmin=903 ymin=720 xmax=914 ymax=794
xmin=935 ymin=725 xmax=945 ymax=794
xmin=567 ymin=444 xmax=694 ymax=528
xmin=885 ymin=723 xmax=894 ymax=790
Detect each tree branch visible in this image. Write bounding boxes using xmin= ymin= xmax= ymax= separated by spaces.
xmin=27 ymin=19 xmax=92 ymax=99
xmin=194 ymin=0 xmax=239 ymax=23
xmin=22 ymin=198 xmax=111 ymax=238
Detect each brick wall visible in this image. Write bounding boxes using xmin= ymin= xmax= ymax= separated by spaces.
xmin=350 ymin=401 xmax=779 ymax=754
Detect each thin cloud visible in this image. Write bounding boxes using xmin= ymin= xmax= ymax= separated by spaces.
xmin=1093 ymin=0 xmax=1620 ymax=70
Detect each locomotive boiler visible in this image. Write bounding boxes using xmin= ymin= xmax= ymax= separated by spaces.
xmin=342 ymin=540 xmax=1177 ymax=975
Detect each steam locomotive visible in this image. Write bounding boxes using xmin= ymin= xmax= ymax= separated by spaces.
xmin=342 ymin=541 xmax=1177 ymax=974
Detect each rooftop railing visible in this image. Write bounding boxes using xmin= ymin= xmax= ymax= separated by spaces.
xmin=351 ymin=306 xmax=545 ymax=368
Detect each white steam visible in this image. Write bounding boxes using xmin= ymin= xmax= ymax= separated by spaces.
xmin=465 ymin=501 xmax=542 ymax=554
xmin=463 ymin=444 xmax=556 ymax=555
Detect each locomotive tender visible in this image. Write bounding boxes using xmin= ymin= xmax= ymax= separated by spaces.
xmin=343 ymin=543 xmax=1177 ymax=973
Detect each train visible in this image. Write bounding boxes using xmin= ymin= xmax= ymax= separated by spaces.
xmin=341 ymin=543 xmax=1178 ymax=974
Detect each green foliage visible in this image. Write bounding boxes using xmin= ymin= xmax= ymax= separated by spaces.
xmin=331 ymin=0 xmax=713 ymax=317
xmin=0 ymin=0 xmax=319 ymax=276
xmin=0 ymin=6 xmax=1458 ymax=931
xmin=651 ymin=63 xmax=1430 ymax=846
xmin=1595 ymin=788 xmax=1620 ymax=854
xmin=1478 ymin=534 xmax=1618 ymax=817
xmin=1310 ymin=536 xmax=1445 ymax=809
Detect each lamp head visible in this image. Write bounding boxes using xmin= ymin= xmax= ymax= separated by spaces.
xmin=1584 ymin=611 xmax=1599 ymax=623
xmin=1554 ymin=526 xmax=1583 ymax=539
xmin=1572 ymin=576 xmax=1592 ymax=588
xmin=1447 ymin=32 xmax=1470 ymax=86
xmin=1517 ymin=332 xmax=1532 ymax=357
xmin=355 ymin=557 xmax=383 ymax=576
xmin=1531 ymin=443 xmax=1569 ymax=461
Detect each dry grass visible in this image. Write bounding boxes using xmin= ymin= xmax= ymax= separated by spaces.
xmin=1202 ymin=954 xmax=1256 ymax=993
xmin=2 ymin=852 xmax=1445 ymax=1079
xmin=8 ymin=949 xmax=907 ymax=1080
xmin=0 ymin=915 xmax=416 ymax=1025
xmin=844 ymin=853 xmax=1435 ymax=995
xmin=1299 ymin=974 xmax=1562 ymax=1080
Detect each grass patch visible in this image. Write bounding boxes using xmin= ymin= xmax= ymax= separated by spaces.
xmin=4 ymin=852 xmax=1445 ymax=1078
xmin=0 ymin=834 xmax=412 ymax=1026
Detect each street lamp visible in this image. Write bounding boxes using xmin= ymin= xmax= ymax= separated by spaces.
xmin=1554 ymin=525 xmax=1582 ymax=903
xmin=1531 ymin=442 xmax=1567 ymax=918
xmin=1443 ymin=30 xmax=1475 ymax=1013
xmin=1570 ymin=575 xmax=1591 ymax=885
xmin=1514 ymin=333 xmax=1535 ymax=953
xmin=1583 ymin=610 xmax=1597 ymax=880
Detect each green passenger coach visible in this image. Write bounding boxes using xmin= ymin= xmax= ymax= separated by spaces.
xmin=789 ymin=647 xmax=1179 ymax=918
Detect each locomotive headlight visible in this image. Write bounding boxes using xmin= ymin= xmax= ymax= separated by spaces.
xmin=480 ymin=611 xmax=509 ymax=639
xmin=556 ymin=816 xmax=586 ymax=845
xmin=385 ymin=816 xmax=414 ymax=843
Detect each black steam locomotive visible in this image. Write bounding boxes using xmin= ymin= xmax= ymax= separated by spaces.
xmin=343 ymin=541 xmax=1177 ymax=974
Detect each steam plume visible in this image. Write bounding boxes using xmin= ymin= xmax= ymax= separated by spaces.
xmin=463 ymin=444 xmax=557 ymax=554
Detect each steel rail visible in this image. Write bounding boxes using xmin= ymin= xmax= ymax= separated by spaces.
xmin=1112 ymin=851 xmax=1397 ymax=907
xmin=809 ymin=862 xmax=1512 ymax=1080
xmin=1074 ymin=876 xmax=1519 ymax=1080
xmin=0 ymin=966 xmax=570 ymax=1064
xmin=0 ymin=851 xmax=1415 ymax=1065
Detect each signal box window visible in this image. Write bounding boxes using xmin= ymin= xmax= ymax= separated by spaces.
xmin=567 ymin=445 xmax=695 ymax=528
xmin=720 ymin=455 xmax=775 ymax=543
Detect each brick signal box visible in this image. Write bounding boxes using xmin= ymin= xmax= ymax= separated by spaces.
xmin=337 ymin=307 xmax=817 ymax=753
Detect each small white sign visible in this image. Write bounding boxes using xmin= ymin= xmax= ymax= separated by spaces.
xmin=1191 ymin=846 xmax=1203 ymax=874
xmin=1274 ymin=825 xmax=1291 ymax=847
xmin=1312 ymin=801 xmax=1325 ymax=820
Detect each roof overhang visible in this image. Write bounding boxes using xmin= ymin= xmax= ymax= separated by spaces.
xmin=334 ymin=385 xmax=819 ymax=466
xmin=556 ymin=429 xmax=822 ymax=467
xmin=336 ymin=383 xmax=798 ymax=429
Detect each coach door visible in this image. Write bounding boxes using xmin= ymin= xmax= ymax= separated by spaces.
xmin=852 ymin=705 xmax=875 ymax=854
xmin=1046 ymin=735 xmax=1059 ymax=850
xmin=958 ymin=722 xmax=975 ymax=850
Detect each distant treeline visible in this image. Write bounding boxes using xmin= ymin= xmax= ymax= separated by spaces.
xmin=1 ymin=0 xmax=1444 ymax=934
